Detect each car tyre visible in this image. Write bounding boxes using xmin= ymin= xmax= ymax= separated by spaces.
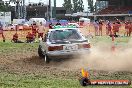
xmin=38 ymin=45 xmax=45 ymax=58
xmin=44 ymin=55 xmax=50 ymax=63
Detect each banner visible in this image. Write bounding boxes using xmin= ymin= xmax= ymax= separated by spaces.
xmin=0 ymin=12 xmax=11 ymax=26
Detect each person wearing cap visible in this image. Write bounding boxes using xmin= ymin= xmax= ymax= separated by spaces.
xmin=0 ymin=22 xmax=5 ymax=42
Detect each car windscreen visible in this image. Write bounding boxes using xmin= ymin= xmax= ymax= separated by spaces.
xmin=49 ymin=29 xmax=82 ymax=42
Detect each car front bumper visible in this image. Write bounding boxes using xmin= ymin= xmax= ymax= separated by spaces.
xmin=47 ymin=49 xmax=90 ymax=59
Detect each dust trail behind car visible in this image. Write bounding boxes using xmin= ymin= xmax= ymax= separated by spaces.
xmin=59 ymin=38 xmax=132 ymax=72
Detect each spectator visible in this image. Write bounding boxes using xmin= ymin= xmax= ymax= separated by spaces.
xmin=31 ymin=21 xmax=38 ymax=38
xmin=26 ymin=32 xmax=35 ymax=43
xmin=0 ymin=22 xmax=5 ymax=42
xmin=112 ymin=23 xmax=117 ymax=37
xmin=124 ymin=21 xmax=129 ymax=36
xmin=99 ymin=20 xmax=103 ymax=36
xmin=106 ymin=20 xmax=112 ymax=36
xmin=93 ymin=20 xmax=99 ymax=36
xmin=49 ymin=22 xmax=53 ymax=29
xmin=11 ymin=33 xmax=23 ymax=43
xmin=112 ymin=22 xmax=120 ymax=37
xmin=128 ymin=22 xmax=132 ymax=37
xmin=37 ymin=22 xmax=45 ymax=39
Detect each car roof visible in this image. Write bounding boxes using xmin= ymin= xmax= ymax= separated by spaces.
xmin=48 ymin=28 xmax=79 ymax=32
xmin=68 ymin=23 xmax=78 ymax=24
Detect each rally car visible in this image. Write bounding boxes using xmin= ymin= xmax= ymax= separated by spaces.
xmin=38 ymin=26 xmax=90 ymax=63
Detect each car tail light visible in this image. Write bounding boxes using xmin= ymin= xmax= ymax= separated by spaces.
xmin=83 ymin=44 xmax=91 ymax=48
xmin=48 ymin=46 xmax=63 ymax=51
xmin=78 ymin=44 xmax=91 ymax=49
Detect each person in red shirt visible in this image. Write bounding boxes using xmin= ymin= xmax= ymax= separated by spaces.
xmin=128 ymin=22 xmax=132 ymax=37
xmin=113 ymin=22 xmax=120 ymax=37
xmin=31 ymin=21 xmax=38 ymax=38
xmin=11 ymin=33 xmax=18 ymax=43
xmin=26 ymin=32 xmax=35 ymax=43
xmin=124 ymin=21 xmax=129 ymax=36
xmin=115 ymin=20 xmax=121 ymax=35
xmin=11 ymin=33 xmax=23 ymax=43
xmin=0 ymin=22 xmax=5 ymax=42
xmin=112 ymin=23 xmax=116 ymax=35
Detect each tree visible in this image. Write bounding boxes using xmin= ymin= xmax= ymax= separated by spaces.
xmin=63 ymin=0 xmax=72 ymax=13
xmin=87 ymin=0 xmax=94 ymax=12
xmin=72 ymin=0 xmax=78 ymax=12
xmin=9 ymin=0 xmax=22 ymax=18
xmin=73 ymin=0 xmax=84 ymax=13
xmin=0 ymin=0 xmax=10 ymax=11
xmin=78 ymin=0 xmax=84 ymax=12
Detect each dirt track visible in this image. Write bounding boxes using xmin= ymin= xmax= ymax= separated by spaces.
xmin=0 ymin=42 xmax=132 ymax=74
xmin=0 ymin=27 xmax=91 ymax=74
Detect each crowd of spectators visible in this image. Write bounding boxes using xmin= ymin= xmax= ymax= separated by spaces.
xmin=97 ymin=6 xmax=132 ymax=14
xmin=93 ymin=19 xmax=132 ymax=37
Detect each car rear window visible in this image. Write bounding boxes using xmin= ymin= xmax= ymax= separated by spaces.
xmin=49 ymin=29 xmax=82 ymax=42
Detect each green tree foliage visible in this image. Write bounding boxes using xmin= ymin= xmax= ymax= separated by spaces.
xmin=87 ymin=0 xmax=94 ymax=12
xmin=0 ymin=0 xmax=10 ymax=11
xmin=77 ymin=0 xmax=84 ymax=12
xmin=72 ymin=0 xmax=78 ymax=12
xmin=63 ymin=0 xmax=72 ymax=13
xmin=73 ymin=0 xmax=84 ymax=13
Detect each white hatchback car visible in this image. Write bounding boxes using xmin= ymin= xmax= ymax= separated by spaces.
xmin=38 ymin=27 xmax=90 ymax=63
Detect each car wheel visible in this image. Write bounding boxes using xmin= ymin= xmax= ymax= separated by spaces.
xmin=38 ymin=45 xmax=45 ymax=58
xmin=44 ymin=55 xmax=50 ymax=63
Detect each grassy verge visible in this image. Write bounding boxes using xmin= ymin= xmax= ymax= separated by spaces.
xmin=0 ymin=71 xmax=132 ymax=88
xmin=0 ymin=42 xmax=38 ymax=54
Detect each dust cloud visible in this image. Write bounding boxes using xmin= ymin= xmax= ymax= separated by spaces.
xmin=60 ymin=38 xmax=132 ymax=72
